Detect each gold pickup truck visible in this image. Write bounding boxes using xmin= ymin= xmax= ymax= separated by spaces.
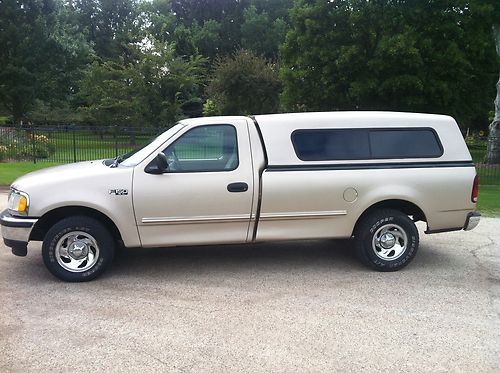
xmin=1 ymin=112 xmax=480 ymax=281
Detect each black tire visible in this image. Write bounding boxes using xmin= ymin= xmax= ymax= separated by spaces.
xmin=42 ymin=216 xmax=115 ymax=282
xmin=354 ymin=209 xmax=419 ymax=271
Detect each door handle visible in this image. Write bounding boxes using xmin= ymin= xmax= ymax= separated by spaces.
xmin=227 ymin=182 xmax=248 ymax=193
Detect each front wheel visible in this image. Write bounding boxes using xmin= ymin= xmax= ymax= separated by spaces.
xmin=354 ymin=209 xmax=419 ymax=271
xmin=42 ymin=216 xmax=115 ymax=282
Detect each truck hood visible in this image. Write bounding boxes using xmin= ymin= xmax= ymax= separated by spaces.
xmin=11 ymin=160 xmax=115 ymax=191
xmin=10 ymin=160 xmax=135 ymax=217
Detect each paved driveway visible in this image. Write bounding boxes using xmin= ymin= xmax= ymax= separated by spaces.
xmin=0 ymin=192 xmax=499 ymax=372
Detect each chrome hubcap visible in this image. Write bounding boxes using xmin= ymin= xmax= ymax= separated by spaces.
xmin=379 ymin=232 xmax=396 ymax=249
xmin=372 ymin=224 xmax=407 ymax=261
xmin=68 ymin=242 xmax=88 ymax=259
xmin=55 ymin=231 xmax=100 ymax=273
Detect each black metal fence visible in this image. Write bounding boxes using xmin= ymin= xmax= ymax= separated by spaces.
xmin=467 ymin=137 xmax=500 ymax=186
xmin=1 ymin=125 xmax=499 ymax=185
xmin=0 ymin=125 xmax=160 ymax=163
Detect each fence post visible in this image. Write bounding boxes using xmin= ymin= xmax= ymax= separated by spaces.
xmin=114 ymin=126 xmax=118 ymax=158
xmin=72 ymin=126 xmax=77 ymax=163
xmin=31 ymin=127 xmax=36 ymax=164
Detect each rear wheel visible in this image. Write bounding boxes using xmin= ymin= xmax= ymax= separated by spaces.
xmin=354 ymin=209 xmax=419 ymax=271
xmin=42 ymin=216 xmax=115 ymax=282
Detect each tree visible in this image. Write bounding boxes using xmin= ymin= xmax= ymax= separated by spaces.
xmin=0 ymin=0 xmax=91 ymax=123
xmin=486 ymin=25 xmax=500 ymax=164
xmin=152 ymin=0 xmax=292 ymax=61
xmin=76 ymin=60 xmax=143 ymax=126
xmin=191 ymin=20 xmax=223 ymax=61
xmin=240 ymin=5 xmax=287 ymax=59
xmin=206 ymin=49 xmax=281 ymax=115
xmin=280 ymin=0 xmax=498 ymax=129
xmin=140 ymin=0 xmax=177 ymax=44
xmin=77 ymin=43 xmax=206 ymax=127
xmin=141 ymin=1 xmax=222 ymax=60
xmin=171 ymin=0 xmax=249 ymax=56
xmin=72 ymin=0 xmax=140 ymax=61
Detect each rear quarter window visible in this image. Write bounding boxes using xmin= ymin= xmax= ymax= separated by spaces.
xmin=291 ymin=128 xmax=443 ymax=161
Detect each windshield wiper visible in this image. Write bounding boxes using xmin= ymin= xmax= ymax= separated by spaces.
xmin=110 ymin=155 xmax=123 ymax=168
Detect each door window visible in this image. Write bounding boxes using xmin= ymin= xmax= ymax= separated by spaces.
xmin=163 ymin=125 xmax=238 ymax=172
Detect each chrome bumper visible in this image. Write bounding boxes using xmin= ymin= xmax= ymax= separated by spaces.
xmin=464 ymin=211 xmax=481 ymax=231
xmin=0 ymin=209 xmax=38 ymax=256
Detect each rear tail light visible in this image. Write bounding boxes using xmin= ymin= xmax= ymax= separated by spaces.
xmin=471 ymin=175 xmax=479 ymax=203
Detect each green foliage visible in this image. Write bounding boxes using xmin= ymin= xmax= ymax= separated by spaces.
xmin=0 ymin=0 xmax=498 ymax=131
xmin=0 ymin=0 xmax=92 ymax=123
xmin=171 ymin=0 xmax=248 ymax=56
xmin=26 ymin=100 xmax=87 ymax=125
xmin=73 ymin=0 xmax=140 ymax=61
xmin=0 ymin=130 xmax=55 ymax=161
xmin=280 ymin=0 xmax=499 ymax=129
xmin=207 ymin=50 xmax=282 ymax=115
xmin=202 ymin=99 xmax=221 ymax=117
xmin=77 ymin=60 xmax=142 ymax=126
xmin=0 ymin=0 xmax=294 ymax=125
xmin=191 ymin=20 xmax=223 ymax=61
xmin=77 ymin=43 xmax=206 ymax=127
xmin=241 ymin=5 xmax=288 ymax=59
xmin=0 ymin=116 xmax=10 ymax=125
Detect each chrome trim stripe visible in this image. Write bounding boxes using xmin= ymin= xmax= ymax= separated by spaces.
xmin=142 ymin=210 xmax=347 ymax=225
xmin=142 ymin=215 xmax=250 ymax=225
xmin=438 ymin=208 xmax=473 ymax=213
xmin=259 ymin=210 xmax=347 ymax=221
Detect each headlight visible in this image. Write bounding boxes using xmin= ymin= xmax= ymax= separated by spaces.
xmin=8 ymin=189 xmax=30 ymax=215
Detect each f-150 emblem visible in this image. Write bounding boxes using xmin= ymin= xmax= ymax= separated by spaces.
xmin=109 ymin=189 xmax=128 ymax=196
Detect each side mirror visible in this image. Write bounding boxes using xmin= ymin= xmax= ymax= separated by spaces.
xmin=145 ymin=152 xmax=169 ymax=174
xmin=156 ymin=152 xmax=169 ymax=172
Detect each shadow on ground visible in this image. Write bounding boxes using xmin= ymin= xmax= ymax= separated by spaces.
xmin=110 ymin=239 xmax=357 ymax=276
xmin=7 ymin=236 xmax=457 ymax=285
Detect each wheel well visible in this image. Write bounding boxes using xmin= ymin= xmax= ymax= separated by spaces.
xmin=353 ymin=199 xmax=426 ymax=236
xmin=30 ymin=206 xmax=122 ymax=242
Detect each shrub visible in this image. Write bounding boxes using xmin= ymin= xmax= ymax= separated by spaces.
xmin=206 ymin=49 xmax=281 ymax=115
xmin=0 ymin=129 xmax=55 ymax=161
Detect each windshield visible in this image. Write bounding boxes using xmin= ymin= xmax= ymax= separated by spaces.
xmin=120 ymin=124 xmax=185 ymax=167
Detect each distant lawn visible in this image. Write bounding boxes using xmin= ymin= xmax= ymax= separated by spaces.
xmin=1 ymin=161 xmax=499 ymax=217
xmin=477 ymin=185 xmax=500 ymax=217
xmin=0 ymin=162 xmax=63 ymax=186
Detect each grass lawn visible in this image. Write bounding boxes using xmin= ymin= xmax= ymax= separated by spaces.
xmin=0 ymin=162 xmax=63 ymax=186
xmin=477 ymin=185 xmax=500 ymax=217
xmin=1 ymin=161 xmax=499 ymax=217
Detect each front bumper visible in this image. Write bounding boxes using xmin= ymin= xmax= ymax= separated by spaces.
xmin=464 ymin=211 xmax=481 ymax=231
xmin=0 ymin=209 xmax=38 ymax=256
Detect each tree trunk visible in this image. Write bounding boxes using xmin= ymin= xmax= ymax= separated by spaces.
xmin=486 ymin=25 xmax=500 ymax=164
xmin=12 ymin=99 xmax=24 ymax=125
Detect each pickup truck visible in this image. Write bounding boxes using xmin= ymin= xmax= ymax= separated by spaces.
xmin=1 ymin=112 xmax=480 ymax=281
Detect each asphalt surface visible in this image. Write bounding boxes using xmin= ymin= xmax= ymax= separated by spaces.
xmin=0 ymin=192 xmax=499 ymax=372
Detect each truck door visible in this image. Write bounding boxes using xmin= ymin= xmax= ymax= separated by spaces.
xmin=133 ymin=119 xmax=254 ymax=247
